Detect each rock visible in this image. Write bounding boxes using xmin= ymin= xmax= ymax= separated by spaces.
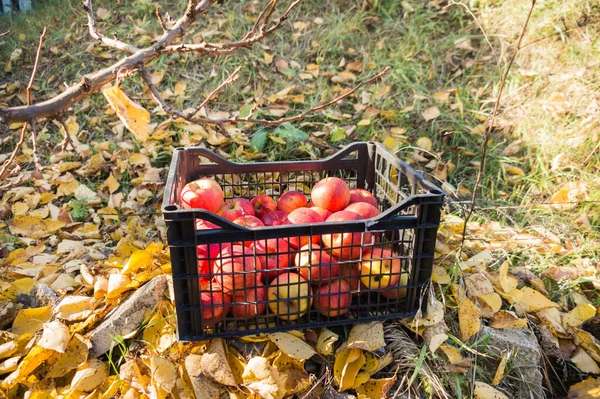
xmin=16 ymin=284 xmax=59 ymax=309
xmin=480 ymin=326 xmax=544 ymax=399
xmin=0 ymin=300 xmax=21 ymax=329
xmin=88 ymin=275 xmax=167 ymax=357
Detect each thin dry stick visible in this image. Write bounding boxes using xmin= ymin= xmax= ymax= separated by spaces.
xmin=458 ymin=1 xmax=537 ymax=255
xmin=187 ymin=66 xmax=242 ymax=118
xmin=0 ymin=27 xmax=47 ymax=180
xmin=0 ymin=31 xmax=9 ymax=37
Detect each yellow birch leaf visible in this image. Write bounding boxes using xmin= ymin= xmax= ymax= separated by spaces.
xmin=474 ymin=381 xmax=509 ymax=399
xmin=498 ymin=261 xmax=518 ymax=293
xmin=502 ymin=164 xmax=525 ymax=176
xmin=46 ymin=334 xmax=90 ymax=378
xmin=106 ymin=274 xmax=132 ymax=299
xmin=316 ymin=328 xmax=339 ymax=356
xmin=268 ymin=332 xmax=316 ymax=360
xmin=362 ymin=352 xmax=379 ymax=372
xmin=227 ymin=347 xmax=246 ymax=385
xmin=492 ymin=354 xmax=507 ymax=386
xmin=507 ymin=287 xmax=559 ymax=313
xmin=355 ymin=377 xmax=396 ymax=399
xmin=416 ymin=136 xmax=432 ymax=152
xmin=55 ymin=295 xmax=96 ymax=321
xmin=571 ymin=347 xmax=600 ymax=374
xmin=0 ymin=356 xmax=19 ymax=374
xmin=102 ymin=85 xmax=151 ymax=142
xmin=432 ymin=266 xmax=451 ymax=284
xmin=351 ymin=371 xmax=372 ymax=390
xmin=105 ymin=174 xmax=120 ymax=194
xmin=536 ymin=308 xmax=569 ymax=338
xmin=70 ymin=358 xmax=109 ymax=393
xmin=421 ymin=106 xmax=440 ymax=121
xmin=150 ymin=357 xmax=177 ymax=392
xmin=563 ymin=303 xmax=596 ymax=328
xmin=439 ymin=344 xmax=463 ymax=364
xmin=489 ymin=311 xmax=528 ymax=329
xmin=9 ymin=215 xmax=65 ymax=238
xmin=334 ymin=349 xmax=356 ymax=387
xmin=122 ymin=250 xmax=153 ymax=275
xmin=38 ymin=321 xmax=70 ymax=353
xmin=200 ymin=338 xmax=237 ymax=386
xmin=567 ymin=377 xmax=600 ymax=398
xmin=1 ymin=345 xmax=53 ymax=389
xmin=346 ymin=322 xmax=385 ymax=352
xmin=11 ymin=306 xmax=52 ymax=335
xmin=478 ymin=293 xmax=502 ymax=314
xmin=571 ymin=328 xmax=600 ymax=363
xmin=459 ymin=298 xmax=481 ymax=342
xmin=339 ymin=349 xmax=366 ymax=391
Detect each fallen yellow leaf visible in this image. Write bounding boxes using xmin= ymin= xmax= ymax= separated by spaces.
xmin=459 ymin=298 xmax=481 ymax=342
xmin=355 ymin=377 xmax=396 ymax=399
xmin=571 ymin=347 xmax=600 ymax=374
xmin=567 ymin=377 xmax=600 ymax=398
xmin=12 ymin=306 xmax=52 ymax=335
xmin=563 ymin=303 xmax=596 ymax=329
xmin=474 ymin=381 xmax=509 ymax=399
xmin=268 ymin=332 xmax=316 ymax=360
xmin=491 ymin=354 xmax=507 ymax=386
xmin=102 ymin=85 xmax=151 ymax=142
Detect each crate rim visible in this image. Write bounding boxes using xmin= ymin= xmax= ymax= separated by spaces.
xmin=161 ymin=142 xmax=445 ymax=222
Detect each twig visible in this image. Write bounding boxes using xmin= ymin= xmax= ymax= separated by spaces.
xmin=187 ymin=66 xmax=242 ymax=118
xmin=57 ymin=117 xmax=76 ymax=151
xmin=155 ymin=5 xmax=169 ymax=32
xmin=458 ymin=3 xmax=537 ymax=251
xmin=145 ymin=66 xmax=391 ymax=126
xmin=0 ymin=27 xmax=47 ymax=180
xmin=82 ymin=0 xmax=139 ymax=53
xmin=0 ymin=30 xmax=9 ymax=37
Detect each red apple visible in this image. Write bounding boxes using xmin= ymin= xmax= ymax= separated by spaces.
xmin=360 ymin=248 xmax=402 ymax=289
xmin=213 ymin=245 xmax=262 ymax=294
xmin=379 ymin=273 xmax=409 ymax=300
xmin=277 ymin=191 xmax=308 ymax=213
xmin=313 ymin=279 xmax=352 ymax=317
xmin=232 ymin=215 xmax=265 ymax=247
xmin=231 ymin=281 xmax=267 ymax=319
xmin=344 ymin=202 xmax=380 ymax=219
xmin=197 ymin=242 xmax=232 ymax=280
xmin=310 ymin=206 xmax=332 ymax=221
xmin=348 ymin=188 xmax=378 ymax=207
xmin=340 ymin=262 xmax=361 ymax=293
xmin=261 ymin=210 xmax=290 ymax=226
xmin=251 ymin=194 xmax=277 ymax=219
xmin=196 ymin=219 xmax=220 ymax=230
xmin=295 ymin=243 xmax=340 ymax=285
xmin=250 ymin=238 xmax=293 ymax=282
xmin=310 ymin=177 xmax=350 ymax=212
xmin=218 ymin=198 xmax=255 ymax=221
xmin=199 ymin=280 xmax=231 ymax=325
xmin=322 ymin=211 xmax=372 ymax=260
xmin=286 ymin=208 xmax=323 ymax=249
xmin=181 ymin=178 xmax=224 ymax=213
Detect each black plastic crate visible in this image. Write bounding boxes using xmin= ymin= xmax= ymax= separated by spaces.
xmin=162 ymin=142 xmax=444 ymax=341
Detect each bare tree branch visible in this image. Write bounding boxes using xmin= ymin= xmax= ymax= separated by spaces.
xmin=82 ymin=0 xmax=140 ymax=54
xmin=0 ymin=31 xmax=9 ymax=38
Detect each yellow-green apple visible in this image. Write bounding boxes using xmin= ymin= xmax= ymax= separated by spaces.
xmin=213 ymin=245 xmax=262 ymax=294
xmin=286 ymin=207 xmax=323 ymax=249
xmin=344 ymin=202 xmax=380 ymax=219
xmin=199 ymin=280 xmax=231 ymax=325
xmin=231 ymin=281 xmax=267 ymax=318
xmin=379 ymin=272 xmax=409 ymax=300
xmin=277 ymin=191 xmax=308 ymax=213
xmin=322 ymin=211 xmax=372 ymax=260
xmin=268 ymin=273 xmax=312 ymax=320
xmin=309 ymin=206 xmax=332 ymax=221
xmin=348 ymin=188 xmax=378 ymax=207
xmin=360 ymin=248 xmax=401 ymax=289
xmin=250 ymin=238 xmax=293 ymax=282
xmin=313 ymin=279 xmax=352 ymax=317
xmin=251 ymin=194 xmax=277 ymax=219
xmin=181 ymin=178 xmax=224 ymax=213
xmin=261 ymin=210 xmax=290 ymax=226
xmin=295 ymin=243 xmax=340 ymax=284
xmin=310 ymin=177 xmax=350 ymax=212
xmin=218 ymin=198 xmax=255 ymax=221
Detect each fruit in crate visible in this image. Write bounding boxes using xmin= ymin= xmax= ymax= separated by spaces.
xmin=310 ymin=177 xmax=350 ymax=212
xmin=348 ymin=188 xmax=378 ymax=207
xmin=232 ymin=215 xmax=265 ymax=228
xmin=340 ymin=262 xmax=361 ymax=293
xmin=197 ymin=242 xmax=232 ymax=280
xmin=309 ymin=206 xmax=332 ymax=221
xmin=360 ymin=248 xmax=402 ymax=289
xmin=261 ymin=210 xmax=290 ymax=226
xmin=286 ymin=208 xmax=323 ymax=248
xmin=250 ymin=238 xmax=293 ymax=282
xmin=231 ymin=281 xmax=268 ymax=318
xmin=199 ymin=280 xmax=231 ymax=325
xmin=218 ymin=198 xmax=255 ymax=221
xmin=322 ymin=211 xmax=373 ymax=260
xmin=277 ymin=191 xmax=308 ymax=213
xmin=295 ymin=243 xmax=340 ymax=284
xmin=379 ymin=272 xmax=409 ymax=300
xmin=181 ymin=178 xmax=224 ymax=213
xmin=344 ymin=202 xmax=380 ymax=219
xmin=268 ymin=273 xmax=313 ymax=320
xmin=313 ymin=279 xmax=352 ymax=317
xmin=213 ymin=245 xmax=262 ymax=294
xmin=251 ymin=194 xmax=277 ymax=219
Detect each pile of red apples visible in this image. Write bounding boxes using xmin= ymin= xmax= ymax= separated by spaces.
xmin=180 ymin=176 xmax=408 ymax=325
